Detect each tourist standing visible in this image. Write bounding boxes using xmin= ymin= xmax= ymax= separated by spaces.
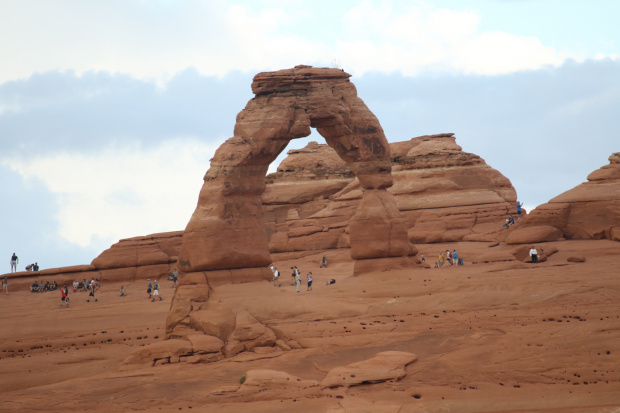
xmin=272 ymin=267 xmax=281 ymax=287
xmin=1 ymin=277 xmax=7 ymax=294
xmin=306 ymin=272 xmax=313 ymax=291
xmin=147 ymin=279 xmax=152 ymax=299
xmin=452 ymin=250 xmax=458 ymax=265
xmin=529 ymin=246 xmax=538 ymax=263
xmin=152 ymin=280 xmax=163 ymax=301
xmin=87 ymin=279 xmax=97 ymax=302
xmin=10 ymin=253 xmax=18 ymax=273
xmin=295 ymin=271 xmax=301 ymax=293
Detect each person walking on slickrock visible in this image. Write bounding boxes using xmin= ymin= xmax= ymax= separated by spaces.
xmin=60 ymin=284 xmax=69 ymax=307
xmin=147 ymin=278 xmax=152 ymax=299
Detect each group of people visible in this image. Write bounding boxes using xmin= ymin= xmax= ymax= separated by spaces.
xmin=70 ymin=278 xmax=100 ymax=302
xmin=269 ymin=263 xmax=316 ymax=292
xmin=25 ymin=262 xmax=40 ymax=271
xmin=502 ymin=202 xmax=525 ymax=229
xmin=10 ymin=253 xmax=40 ymax=272
xmin=30 ymin=280 xmax=58 ymax=293
xmin=146 ymin=278 xmax=163 ymax=301
xmin=435 ymin=249 xmax=462 ymax=267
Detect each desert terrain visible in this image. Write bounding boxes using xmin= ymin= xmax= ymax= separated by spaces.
xmin=2 ymin=239 xmax=620 ymax=412
xmin=2 ymin=66 xmax=619 ymax=412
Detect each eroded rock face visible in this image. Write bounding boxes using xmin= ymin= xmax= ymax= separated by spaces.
xmin=262 ymin=134 xmax=520 ymax=257
xmin=507 ymin=153 xmax=620 ymax=243
xmin=178 ymin=65 xmax=413 ymax=275
xmin=90 ymin=231 xmax=182 ymax=282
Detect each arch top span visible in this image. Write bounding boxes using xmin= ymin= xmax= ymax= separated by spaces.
xmin=178 ymin=65 xmax=415 ymax=274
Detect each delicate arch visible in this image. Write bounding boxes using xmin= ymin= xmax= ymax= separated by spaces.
xmin=178 ymin=66 xmax=413 ymax=274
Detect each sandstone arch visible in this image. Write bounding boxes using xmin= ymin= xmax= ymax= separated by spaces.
xmin=178 ymin=66 xmax=415 ymax=276
xmin=166 ymin=66 xmax=416 ymax=338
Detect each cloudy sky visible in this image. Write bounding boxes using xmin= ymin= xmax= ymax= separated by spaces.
xmin=1 ymin=0 xmax=618 ymax=270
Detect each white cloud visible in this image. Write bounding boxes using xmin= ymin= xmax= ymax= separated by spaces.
xmin=0 ymin=0 xmax=592 ymax=84
xmin=337 ymin=2 xmax=565 ymax=76
xmin=1 ymin=138 xmax=221 ymax=248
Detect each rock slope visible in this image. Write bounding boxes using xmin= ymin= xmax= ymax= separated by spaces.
xmin=506 ymin=152 xmax=620 ymax=244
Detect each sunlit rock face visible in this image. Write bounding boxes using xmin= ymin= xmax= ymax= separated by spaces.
xmin=159 ymin=66 xmax=415 ymax=345
xmin=507 ymin=152 xmax=620 ymax=243
xmin=262 ymin=133 xmax=519 ymax=256
xmin=177 ymin=65 xmax=413 ymax=276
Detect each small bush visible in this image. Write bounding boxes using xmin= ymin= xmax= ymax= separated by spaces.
xmin=239 ymin=374 xmax=246 ymax=384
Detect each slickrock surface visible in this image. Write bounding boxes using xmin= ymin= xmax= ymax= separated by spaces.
xmin=2 ymin=240 xmax=620 ymax=412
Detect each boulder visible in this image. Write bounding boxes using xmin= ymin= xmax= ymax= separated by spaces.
xmin=121 ymin=339 xmax=192 ymax=367
xmin=505 ymin=225 xmax=564 ymax=245
xmin=321 ymin=351 xmax=417 ymax=388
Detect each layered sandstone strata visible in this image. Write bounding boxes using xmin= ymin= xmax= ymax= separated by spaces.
xmin=89 ymin=135 xmax=521 ymax=284
xmin=506 ymin=152 xmax=620 ymax=244
xmin=263 ymin=134 xmax=519 ymax=256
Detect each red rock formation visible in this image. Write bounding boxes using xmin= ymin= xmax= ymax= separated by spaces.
xmin=262 ymin=134 xmax=519 ymax=259
xmin=506 ymin=152 xmax=620 ymax=244
xmin=87 ymin=134 xmax=521 ymax=290
xmin=161 ymin=65 xmax=415 ymax=347
xmin=90 ymin=231 xmax=182 ymax=282
xmin=178 ymin=65 xmax=413 ymax=279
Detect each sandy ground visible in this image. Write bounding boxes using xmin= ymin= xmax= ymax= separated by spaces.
xmin=1 ymin=240 xmax=620 ymax=412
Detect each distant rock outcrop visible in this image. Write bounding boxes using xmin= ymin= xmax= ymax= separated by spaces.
xmin=506 ymin=152 xmax=620 ymax=244
xmin=263 ymin=134 xmax=519 ymax=257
